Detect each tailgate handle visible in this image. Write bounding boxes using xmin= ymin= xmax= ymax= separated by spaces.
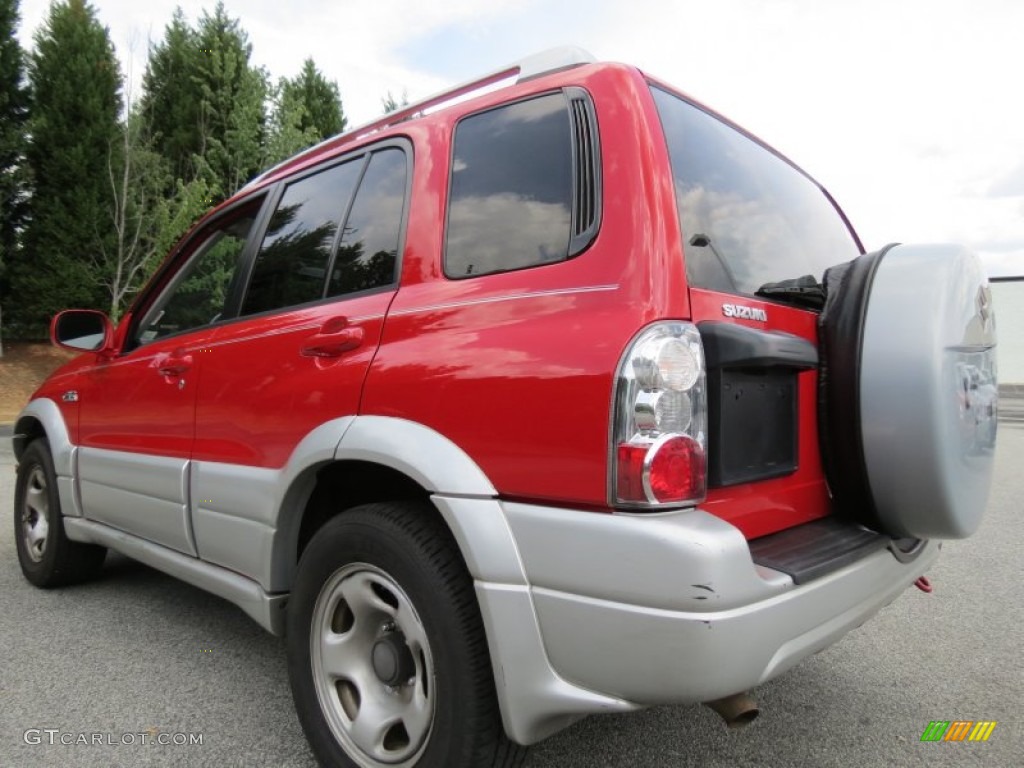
xmin=697 ymin=322 xmax=818 ymax=370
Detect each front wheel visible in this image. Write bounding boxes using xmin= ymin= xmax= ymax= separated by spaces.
xmin=14 ymin=439 xmax=106 ymax=587
xmin=287 ymin=502 xmax=526 ymax=768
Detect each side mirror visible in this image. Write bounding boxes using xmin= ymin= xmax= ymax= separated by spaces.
xmin=50 ymin=309 xmax=115 ymax=353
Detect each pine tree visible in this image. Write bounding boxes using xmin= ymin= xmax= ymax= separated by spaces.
xmin=140 ymin=8 xmax=200 ymax=183
xmin=141 ymin=2 xmax=267 ymax=201
xmin=265 ymin=79 xmax=319 ymax=166
xmin=193 ymin=2 xmax=268 ymax=198
xmin=285 ymin=58 xmax=345 ymax=139
xmin=381 ymin=89 xmax=409 ymax=115
xmin=9 ymin=0 xmax=121 ymax=335
xmin=0 ymin=0 xmax=29 ymax=349
xmin=266 ymin=59 xmax=345 ymax=165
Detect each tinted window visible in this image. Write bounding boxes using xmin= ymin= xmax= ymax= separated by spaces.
xmin=136 ymin=203 xmax=259 ymax=344
xmin=241 ymin=160 xmax=362 ymax=316
xmin=446 ymin=93 xmax=573 ymax=278
xmin=651 ymin=87 xmax=860 ymax=295
xmin=328 ymin=148 xmax=406 ymax=296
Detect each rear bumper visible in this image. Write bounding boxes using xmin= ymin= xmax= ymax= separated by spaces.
xmin=529 ymin=535 xmax=936 ymax=704
xmin=435 ymin=496 xmax=938 ymax=744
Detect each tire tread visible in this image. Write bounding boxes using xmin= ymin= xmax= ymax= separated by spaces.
xmin=15 ymin=440 xmax=106 ymax=589
xmin=290 ymin=500 xmax=527 ymax=768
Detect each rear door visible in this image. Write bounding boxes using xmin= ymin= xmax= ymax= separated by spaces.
xmin=188 ymin=143 xmax=410 ymax=582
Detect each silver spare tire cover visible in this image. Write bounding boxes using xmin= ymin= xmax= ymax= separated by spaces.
xmin=859 ymin=244 xmax=997 ymax=538
xmin=819 ymin=245 xmax=998 ymax=539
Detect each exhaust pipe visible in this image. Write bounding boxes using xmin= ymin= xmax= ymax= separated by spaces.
xmin=703 ymin=692 xmax=759 ymax=729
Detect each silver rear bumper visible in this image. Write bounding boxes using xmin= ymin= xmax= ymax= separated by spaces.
xmin=434 ymin=496 xmax=938 ymax=745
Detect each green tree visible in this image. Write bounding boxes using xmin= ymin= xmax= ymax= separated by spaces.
xmin=266 ymin=58 xmax=345 ymax=165
xmin=264 ymin=78 xmax=319 ymax=166
xmin=141 ymin=2 xmax=267 ymax=202
xmin=0 ymin=0 xmax=30 ymax=351
xmin=381 ymin=89 xmax=409 ymax=114
xmin=284 ymin=58 xmax=345 ymax=138
xmin=193 ymin=2 xmax=268 ymax=199
xmin=8 ymin=0 xmax=121 ymax=335
xmin=139 ymin=7 xmax=199 ymax=182
xmin=100 ymin=102 xmax=211 ymax=321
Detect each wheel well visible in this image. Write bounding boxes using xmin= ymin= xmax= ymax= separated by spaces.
xmin=13 ymin=416 xmax=46 ymax=461
xmin=296 ymin=461 xmax=434 ymax=560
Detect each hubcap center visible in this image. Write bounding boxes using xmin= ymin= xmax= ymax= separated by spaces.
xmin=371 ymin=631 xmax=415 ymax=686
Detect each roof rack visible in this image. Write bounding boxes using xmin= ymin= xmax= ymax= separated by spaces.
xmin=245 ymin=46 xmax=596 ymax=190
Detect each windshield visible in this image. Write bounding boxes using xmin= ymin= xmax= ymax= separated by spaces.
xmin=650 ymin=86 xmax=861 ymax=297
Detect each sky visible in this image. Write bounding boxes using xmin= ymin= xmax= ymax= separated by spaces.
xmin=14 ymin=0 xmax=1024 ymax=278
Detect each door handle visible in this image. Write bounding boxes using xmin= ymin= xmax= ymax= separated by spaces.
xmin=157 ymin=352 xmax=193 ymax=377
xmin=301 ymin=323 xmax=365 ymax=358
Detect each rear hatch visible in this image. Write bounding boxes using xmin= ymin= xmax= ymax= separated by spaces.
xmin=649 ymin=84 xmax=863 ymax=541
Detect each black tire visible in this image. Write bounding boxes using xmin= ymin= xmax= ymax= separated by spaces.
xmin=14 ymin=439 xmax=106 ymax=587
xmin=287 ymin=502 xmax=526 ymax=768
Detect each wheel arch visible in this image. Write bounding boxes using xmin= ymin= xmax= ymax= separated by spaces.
xmin=13 ymin=399 xmax=80 ymax=517
xmin=268 ymin=416 xmax=502 ymax=593
xmin=13 ymin=399 xmax=70 ymax=468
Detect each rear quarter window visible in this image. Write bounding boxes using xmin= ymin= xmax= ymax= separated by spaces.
xmin=650 ymin=86 xmax=861 ymax=296
xmin=445 ymin=93 xmax=573 ymax=278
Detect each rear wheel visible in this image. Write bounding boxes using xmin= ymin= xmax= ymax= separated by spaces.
xmin=14 ymin=439 xmax=106 ymax=587
xmin=287 ymin=502 xmax=526 ymax=768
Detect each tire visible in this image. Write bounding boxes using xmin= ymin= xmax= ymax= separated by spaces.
xmin=287 ymin=502 xmax=527 ymax=768
xmin=14 ymin=439 xmax=106 ymax=587
xmin=818 ymin=244 xmax=998 ymax=539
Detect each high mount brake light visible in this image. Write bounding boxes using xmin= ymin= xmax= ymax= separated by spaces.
xmin=612 ymin=323 xmax=707 ymax=507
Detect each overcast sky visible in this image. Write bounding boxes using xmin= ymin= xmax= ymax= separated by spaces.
xmin=15 ymin=0 xmax=1024 ymax=278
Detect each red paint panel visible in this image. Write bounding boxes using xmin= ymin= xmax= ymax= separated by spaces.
xmin=76 ymin=330 xmax=214 ymax=459
xmin=193 ymin=293 xmax=393 ymax=468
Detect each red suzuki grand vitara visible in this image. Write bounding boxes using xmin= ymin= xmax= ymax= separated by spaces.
xmin=13 ymin=48 xmax=998 ymax=768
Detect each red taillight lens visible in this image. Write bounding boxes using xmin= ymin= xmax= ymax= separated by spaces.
xmin=648 ymin=435 xmax=705 ymax=502
xmin=616 ymin=436 xmax=706 ymax=505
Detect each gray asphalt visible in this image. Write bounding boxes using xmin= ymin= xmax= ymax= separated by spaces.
xmin=0 ymin=426 xmax=1020 ymax=768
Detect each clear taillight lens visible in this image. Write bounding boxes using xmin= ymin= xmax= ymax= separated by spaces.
xmin=612 ymin=323 xmax=707 ymax=508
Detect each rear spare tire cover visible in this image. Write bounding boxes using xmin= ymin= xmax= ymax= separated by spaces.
xmin=820 ymin=244 xmax=998 ymax=539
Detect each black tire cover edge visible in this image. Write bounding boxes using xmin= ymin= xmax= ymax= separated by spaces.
xmin=817 ymin=243 xmax=899 ymax=531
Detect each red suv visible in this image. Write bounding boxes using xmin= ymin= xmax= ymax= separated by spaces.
xmin=13 ymin=48 xmax=998 ymax=768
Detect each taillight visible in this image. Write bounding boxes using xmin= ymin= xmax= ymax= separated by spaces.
xmin=611 ymin=323 xmax=707 ymax=508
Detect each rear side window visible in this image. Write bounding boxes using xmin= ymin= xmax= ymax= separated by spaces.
xmin=241 ymin=160 xmax=362 ymax=316
xmin=446 ymin=93 xmax=573 ymax=278
xmin=240 ymin=146 xmax=408 ymax=316
xmin=328 ymin=148 xmax=407 ymax=296
xmin=651 ymin=87 xmax=860 ymax=296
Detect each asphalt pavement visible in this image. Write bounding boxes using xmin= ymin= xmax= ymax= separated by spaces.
xmin=0 ymin=425 xmax=1020 ymax=768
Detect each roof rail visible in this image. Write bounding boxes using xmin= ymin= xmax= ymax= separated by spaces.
xmin=245 ymin=46 xmax=596 ymax=190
